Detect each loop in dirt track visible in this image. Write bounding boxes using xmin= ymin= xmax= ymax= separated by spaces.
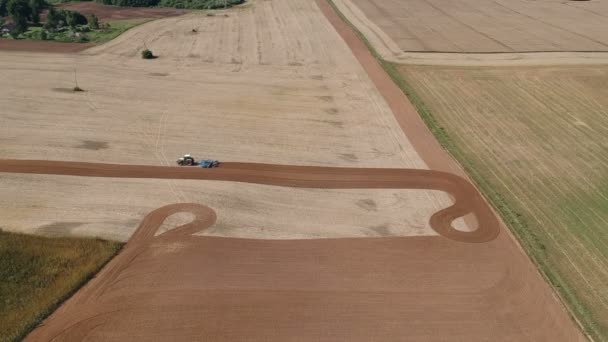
xmin=0 ymin=159 xmax=499 ymax=243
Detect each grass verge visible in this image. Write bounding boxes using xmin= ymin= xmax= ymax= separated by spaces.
xmin=0 ymin=230 xmax=122 ymax=341
xmin=86 ymin=19 xmax=150 ymax=43
xmin=325 ymin=0 xmax=594 ymax=340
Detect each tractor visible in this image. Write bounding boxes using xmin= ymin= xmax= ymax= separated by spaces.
xmin=176 ymin=154 xmax=220 ymax=168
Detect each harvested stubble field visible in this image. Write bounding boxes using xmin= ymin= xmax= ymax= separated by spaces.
xmin=398 ymin=64 xmax=608 ymax=339
xmin=0 ymin=2 xmax=462 ymax=242
xmin=342 ymin=0 xmax=608 ymax=53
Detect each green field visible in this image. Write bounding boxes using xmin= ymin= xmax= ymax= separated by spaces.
xmin=0 ymin=230 xmax=121 ymax=341
xmin=85 ymin=19 xmax=150 ymax=43
xmin=395 ymin=64 xmax=608 ymax=340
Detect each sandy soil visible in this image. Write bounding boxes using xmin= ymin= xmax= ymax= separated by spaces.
xmin=26 ymin=202 xmax=581 ymax=341
xmin=0 ymin=1 xmax=462 ymax=241
xmin=344 ymin=0 xmax=608 ymax=53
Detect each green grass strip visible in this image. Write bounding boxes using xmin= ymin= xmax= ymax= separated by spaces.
xmin=86 ymin=19 xmax=151 ymax=44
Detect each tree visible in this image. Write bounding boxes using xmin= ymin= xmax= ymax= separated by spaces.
xmin=0 ymin=0 xmax=9 ymax=17
xmin=7 ymin=0 xmax=31 ymax=35
xmin=88 ymin=13 xmax=99 ymax=29
xmin=45 ymin=8 xmax=87 ymax=30
xmin=27 ymin=0 xmax=44 ymax=24
xmin=44 ymin=7 xmax=59 ymax=30
xmin=65 ymin=10 xmax=87 ymax=28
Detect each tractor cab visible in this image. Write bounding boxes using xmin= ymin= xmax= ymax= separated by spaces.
xmin=176 ymin=154 xmax=196 ymax=166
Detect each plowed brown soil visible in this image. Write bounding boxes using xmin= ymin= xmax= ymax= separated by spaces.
xmin=24 ymin=201 xmax=581 ymax=341
xmin=0 ymin=39 xmax=93 ymax=53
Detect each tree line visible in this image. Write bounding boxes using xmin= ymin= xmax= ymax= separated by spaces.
xmin=0 ymin=0 xmax=46 ymax=34
xmin=0 ymin=0 xmax=92 ymax=37
xmin=95 ymin=0 xmax=244 ymax=10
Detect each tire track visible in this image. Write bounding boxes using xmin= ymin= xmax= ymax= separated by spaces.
xmin=0 ymin=159 xmax=499 ymax=243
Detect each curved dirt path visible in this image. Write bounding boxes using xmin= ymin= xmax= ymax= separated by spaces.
xmin=26 ymin=201 xmax=583 ymax=341
xmin=25 ymin=203 xmax=218 ymax=341
xmin=0 ymin=159 xmax=498 ymax=243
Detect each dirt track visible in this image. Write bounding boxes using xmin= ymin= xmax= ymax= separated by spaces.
xmin=0 ymin=39 xmax=93 ymax=53
xmin=0 ymin=160 xmax=499 ymax=243
xmin=25 ymin=201 xmax=582 ymax=341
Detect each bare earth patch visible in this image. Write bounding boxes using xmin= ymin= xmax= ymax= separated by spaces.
xmin=0 ymin=39 xmax=94 ymax=53
xmin=25 ymin=203 xmax=580 ymax=341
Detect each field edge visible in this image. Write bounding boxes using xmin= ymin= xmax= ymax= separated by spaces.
xmin=323 ymin=0 xmax=593 ymax=340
